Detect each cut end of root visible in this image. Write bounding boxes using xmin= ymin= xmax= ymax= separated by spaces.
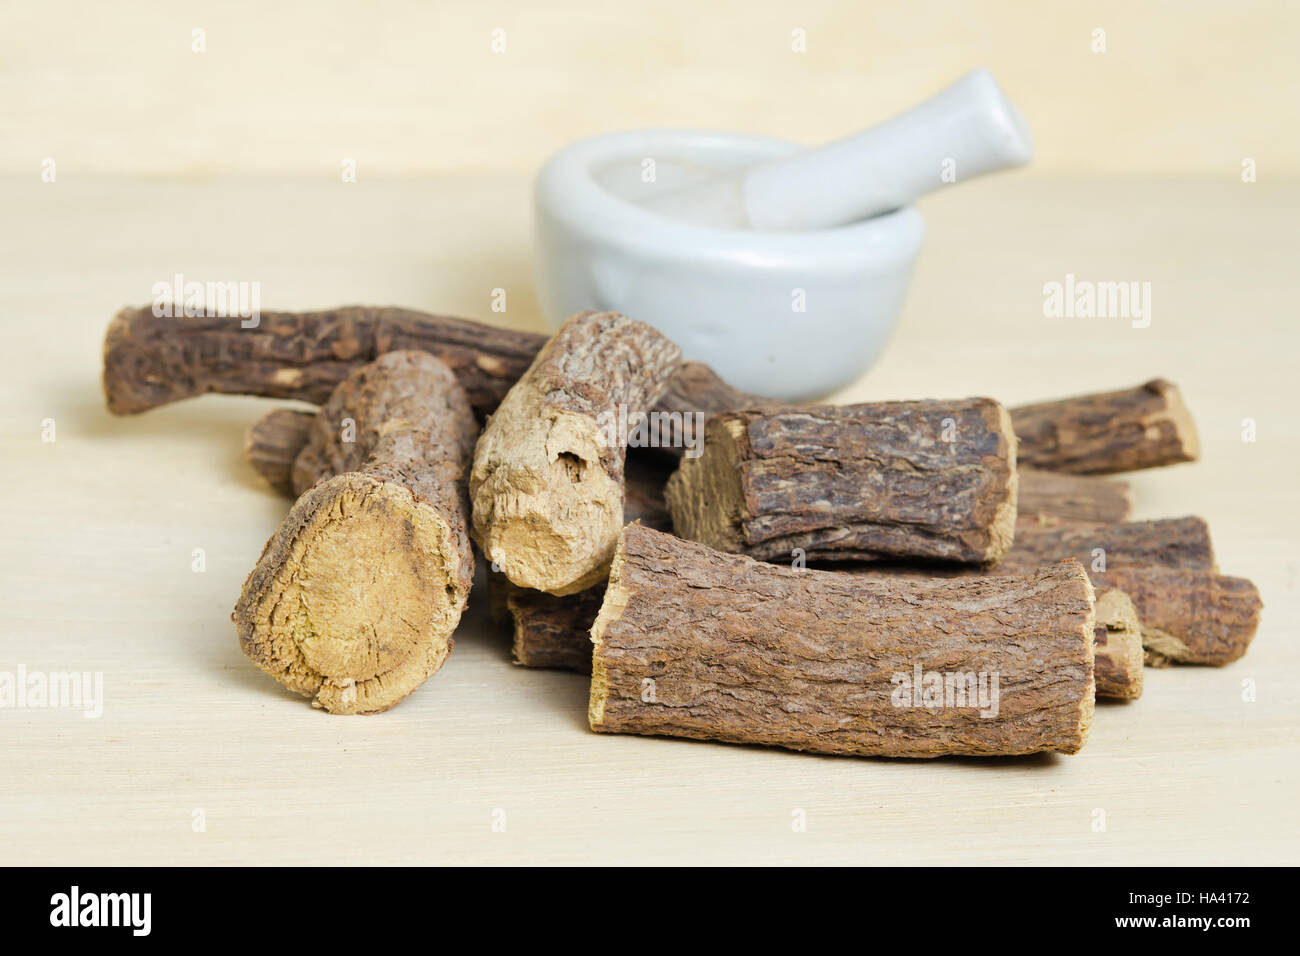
xmin=1094 ymin=588 xmax=1145 ymax=700
xmin=664 ymin=416 xmax=747 ymax=552
xmin=982 ymin=401 xmax=1019 ymax=564
xmin=482 ymin=512 xmax=613 ymax=597
xmin=1069 ymin=565 xmax=1097 ymax=753
xmin=235 ymin=473 xmax=467 ymax=714
xmin=470 ymin=397 xmax=623 ymax=596
xmin=1153 ymin=379 xmax=1201 ymax=465
xmin=587 ymin=532 xmax=631 ymax=731
xmin=102 ymin=306 xmax=149 ymax=415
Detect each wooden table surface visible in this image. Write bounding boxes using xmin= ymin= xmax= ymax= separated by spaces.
xmin=1 ymin=173 xmax=1296 ymax=865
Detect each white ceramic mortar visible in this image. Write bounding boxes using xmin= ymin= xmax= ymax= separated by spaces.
xmin=533 ymin=129 xmax=925 ymax=401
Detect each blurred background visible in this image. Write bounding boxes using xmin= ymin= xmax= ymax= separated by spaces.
xmin=4 ymin=0 xmax=1297 ymax=180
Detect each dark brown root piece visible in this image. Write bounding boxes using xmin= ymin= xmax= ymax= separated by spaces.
xmin=1017 ymin=468 xmax=1133 ymax=523
xmin=1002 ymin=516 xmax=1259 ymax=664
xmin=666 ymin=399 xmax=1018 ymax=565
xmin=1093 ymin=589 xmax=1144 ymax=700
xmin=244 ymin=409 xmax=316 ymax=496
xmin=104 ymin=305 xmax=762 ymax=436
xmin=102 ymin=304 xmax=546 ymax=418
xmin=858 ymin=516 xmax=1258 ymax=666
xmin=233 ymin=351 xmax=477 ymax=714
xmin=998 ymin=516 xmax=1216 ymax=574
xmin=1010 ymin=378 xmax=1200 ymax=474
xmin=589 ymin=525 xmax=1095 ymax=759
xmin=646 ymin=361 xmax=771 ymax=457
xmin=470 ymin=311 xmax=682 ymax=596
xmin=1094 ymin=567 xmax=1262 ymax=667
xmin=619 ymin=452 xmax=677 ymax=533
xmin=506 ymin=586 xmax=605 ymax=672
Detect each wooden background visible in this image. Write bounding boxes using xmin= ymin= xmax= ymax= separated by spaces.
xmin=1 ymin=0 xmax=1297 ymax=865
xmin=3 ymin=0 xmax=1298 ymax=180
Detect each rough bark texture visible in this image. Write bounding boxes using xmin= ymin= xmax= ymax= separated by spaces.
xmin=370 ymin=310 xmax=548 ymax=415
xmin=251 ymin=421 xmax=1132 ymax=543
xmin=666 ymin=399 xmax=1018 ymax=566
xmin=998 ymin=516 xmax=1215 ymax=575
xmin=1093 ymin=567 xmax=1262 ymax=667
xmin=589 ymin=525 xmax=1095 ymax=759
xmin=104 ymin=305 xmax=762 ymax=434
xmin=853 ymin=516 xmax=1258 ymax=666
xmin=1093 ymin=589 xmax=1145 ymax=700
xmin=1011 ymin=378 xmax=1200 ymax=474
xmin=506 ymin=587 xmax=606 ymax=672
xmin=497 ymin=453 xmax=674 ymax=672
xmin=654 ymin=361 xmax=764 ymax=421
xmin=647 ymin=361 xmax=770 ymax=457
xmin=103 ymin=304 xmax=546 ymax=418
xmin=244 ymin=408 xmax=316 ymax=496
xmin=470 ymin=311 xmax=682 ymax=596
xmin=1017 ymin=468 xmax=1133 ymax=523
xmin=233 ymin=351 xmax=477 ymax=714
xmin=1001 ymin=516 xmax=1260 ymax=665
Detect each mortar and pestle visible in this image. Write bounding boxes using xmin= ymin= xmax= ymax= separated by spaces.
xmin=533 ymin=68 xmax=1033 ymax=400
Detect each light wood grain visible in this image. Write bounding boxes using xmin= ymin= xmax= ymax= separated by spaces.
xmin=0 ymin=174 xmax=1296 ymax=865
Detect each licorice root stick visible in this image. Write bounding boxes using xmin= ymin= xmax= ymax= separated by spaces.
xmin=234 ymin=351 xmax=477 ymax=714
xmin=590 ymin=525 xmax=1095 ymax=758
xmin=666 ymin=399 xmax=1019 ymax=565
xmin=1010 ymin=378 xmax=1199 ymax=474
xmin=470 ymin=311 xmax=681 ymax=595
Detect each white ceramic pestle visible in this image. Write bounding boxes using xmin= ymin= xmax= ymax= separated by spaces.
xmin=641 ymin=68 xmax=1033 ymax=232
